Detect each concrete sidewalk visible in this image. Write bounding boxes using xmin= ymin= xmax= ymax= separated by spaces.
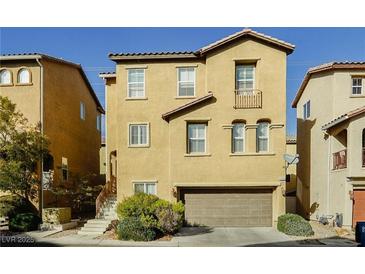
xmin=0 ymin=227 xmax=358 ymax=247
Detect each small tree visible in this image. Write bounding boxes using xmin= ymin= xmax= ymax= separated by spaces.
xmin=0 ymin=96 xmax=49 ymax=200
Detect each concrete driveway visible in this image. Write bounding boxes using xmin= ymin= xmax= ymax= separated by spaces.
xmin=172 ymin=227 xmax=297 ymax=247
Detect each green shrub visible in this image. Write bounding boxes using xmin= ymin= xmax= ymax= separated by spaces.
xmin=9 ymin=212 xmax=41 ymax=232
xmin=116 ymin=193 xmax=185 ymax=240
xmin=0 ymin=194 xmax=35 ymax=218
xmin=116 ymin=193 xmax=159 ymax=219
xmin=117 ymin=217 xmax=156 ymax=241
xmin=277 ymin=213 xmax=314 ymax=236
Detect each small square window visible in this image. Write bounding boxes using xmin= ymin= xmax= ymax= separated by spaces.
xmin=352 ymin=78 xmax=363 ymax=95
xmin=129 ymin=124 xmax=149 ymax=146
xmin=134 ymin=182 xmax=156 ymax=195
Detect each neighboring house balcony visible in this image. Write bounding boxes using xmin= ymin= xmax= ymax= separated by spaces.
xmin=333 ymin=149 xmax=347 ymax=170
xmin=234 ymin=89 xmax=262 ymax=109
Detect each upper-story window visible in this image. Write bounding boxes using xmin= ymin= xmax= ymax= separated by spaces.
xmin=303 ymin=100 xmax=311 ymax=120
xmin=257 ymin=122 xmax=269 ymax=152
xmin=127 ymin=69 xmax=145 ymax=98
xmin=352 ymin=78 xmax=363 ymax=95
xmin=236 ymin=65 xmax=255 ymax=94
xmin=0 ymin=69 xmax=12 ymax=85
xmin=80 ymin=102 xmax=86 ymax=120
xmin=187 ymin=123 xmax=206 ymax=154
xmin=177 ymin=67 xmax=195 ymax=97
xmin=17 ymin=68 xmax=31 ymax=84
xmin=232 ymin=122 xmax=245 ymax=153
xmin=129 ymin=123 xmax=149 ymax=147
xmin=96 ymin=114 xmax=101 ymax=131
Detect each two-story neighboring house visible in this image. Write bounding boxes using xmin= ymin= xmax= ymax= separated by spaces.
xmin=101 ymin=29 xmax=295 ymax=227
xmin=292 ymin=62 xmax=365 ymax=228
xmin=0 ymin=53 xmax=105 ymax=211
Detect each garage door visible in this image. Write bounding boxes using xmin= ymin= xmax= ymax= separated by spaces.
xmin=182 ymin=188 xmax=273 ymax=227
xmin=353 ymin=190 xmax=365 ymax=227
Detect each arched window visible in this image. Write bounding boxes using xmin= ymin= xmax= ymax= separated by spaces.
xmin=0 ymin=69 xmax=12 ymax=84
xmin=232 ymin=122 xmax=245 ymax=153
xmin=18 ymin=68 xmax=31 ymax=84
xmin=257 ymin=121 xmax=270 ymax=152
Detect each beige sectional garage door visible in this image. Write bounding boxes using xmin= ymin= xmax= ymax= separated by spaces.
xmin=183 ymin=189 xmax=272 ymax=227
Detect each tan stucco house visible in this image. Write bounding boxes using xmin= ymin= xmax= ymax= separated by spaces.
xmin=292 ymin=62 xmax=365 ymax=228
xmin=101 ymin=29 xmax=295 ymax=227
xmin=0 ymin=53 xmax=105 ymax=210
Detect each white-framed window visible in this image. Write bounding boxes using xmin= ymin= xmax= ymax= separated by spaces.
xmin=127 ymin=69 xmax=145 ymax=98
xmin=177 ymin=67 xmax=195 ymax=97
xmin=17 ymin=68 xmax=31 ymax=84
xmin=232 ymin=123 xmax=245 ymax=153
xmin=61 ymin=157 xmax=68 ymax=182
xmin=257 ymin=122 xmax=269 ymax=152
xmin=129 ymin=123 xmax=149 ymax=146
xmin=187 ymin=123 xmax=206 ymax=154
xmin=133 ymin=182 xmax=156 ymax=195
xmin=303 ymin=100 xmax=311 ymax=120
xmin=352 ymin=78 xmax=363 ymax=95
xmin=96 ymin=114 xmax=101 ymax=131
xmin=236 ymin=64 xmax=255 ymax=93
xmin=80 ymin=102 xmax=86 ymax=120
xmin=0 ymin=69 xmax=11 ymax=84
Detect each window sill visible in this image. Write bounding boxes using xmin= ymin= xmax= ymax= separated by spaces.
xmin=229 ymin=152 xmax=275 ymax=156
xmin=184 ymin=153 xmax=211 ymax=157
xmin=175 ymin=96 xmax=197 ymax=99
xmin=15 ymin=83 xmax=33 ymax=86
xmin=0 ymin=83 xmax=14 ymax=87
xmin=350 ymin=95 xmax=365 ymax=98
xmin=125 ymin=97 xmax=148 ymax=101
xmin=128 ymin=144 xmax=150 ymax=148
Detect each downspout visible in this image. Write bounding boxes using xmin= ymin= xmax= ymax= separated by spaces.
xmin=36 ymin=58 xmax=44 ymax=219
xmin=327 ymin=132 xmax=331 ymax=216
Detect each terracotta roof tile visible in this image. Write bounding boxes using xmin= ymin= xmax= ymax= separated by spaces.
xmin=162 ymin=92 xmax=214 ymax=121
xmin=109 ymin=28 xmax=295 ymax=61
xmin=0 ymin=53 xmax=105 ymax=113
xmin=322 ymin=105 xmax=365 ymax=130
xmin=292 ymin=61 xmax=365 ymax=108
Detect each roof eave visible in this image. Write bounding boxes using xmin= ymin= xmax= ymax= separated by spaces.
xmin=109 ymin=54 xmax=198 ymax=61
xmin=161 ymin=92 xmax=214 ymax=122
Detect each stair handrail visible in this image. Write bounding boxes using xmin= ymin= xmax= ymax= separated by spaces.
xmin=96 ymin=176 xmax=117 ymax=218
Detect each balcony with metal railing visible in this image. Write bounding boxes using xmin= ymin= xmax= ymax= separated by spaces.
xmin=234 ymin=89 xmax=262 ymax=109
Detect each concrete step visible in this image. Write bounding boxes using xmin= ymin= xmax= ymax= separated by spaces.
xmin=80 ymin=226 xmax=107 ymax=233
xmin=83 ymin=223 xmax=110 ymax=229
xmin=87 ymin=219 xmax=111 ymax=225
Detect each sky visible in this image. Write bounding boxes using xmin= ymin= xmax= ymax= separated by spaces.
xmin=1 ymin=27 xmax=365 ymax=136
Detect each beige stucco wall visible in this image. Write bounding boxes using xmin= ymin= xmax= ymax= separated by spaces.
xmin=0 ymin=61 xmax=42 ymax=125
xmin=285 ymin=142 xmax=297 ymax=194
xmin=100 ymin=144 xmax=106 ymax=175
xmin=296 ymin=69 xmax=365 ymax=227
xmin=42 ymin=59 xmax=101 ymax=189
xmin=0 ymin=58 xmax=102 ymax=209
xmin=106 ymin=37 xmax=290 ymax=223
